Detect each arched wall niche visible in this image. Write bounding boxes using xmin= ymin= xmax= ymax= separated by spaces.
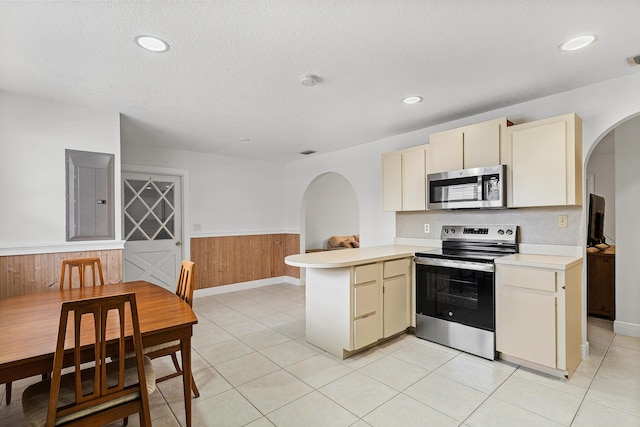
xmin=300 ymin=172 xmax=360 ymax=253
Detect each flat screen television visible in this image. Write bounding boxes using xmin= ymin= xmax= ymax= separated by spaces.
xmin=587 ymin=193 xmax=606 ymax=247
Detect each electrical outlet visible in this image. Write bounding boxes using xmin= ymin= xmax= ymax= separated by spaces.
xmin=424 ymin=224 xmax=430 ymax=233
xmin=557 ymin=215 xmax=568 ymax=228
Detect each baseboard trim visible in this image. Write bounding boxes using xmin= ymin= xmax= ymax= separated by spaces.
xmin=613 ymin=320 xmax=640 ymax=338
xmin=582 ymin=341 xmax=590 ymax=360
xmin=194 ymin=276 xmax=301 ymax=297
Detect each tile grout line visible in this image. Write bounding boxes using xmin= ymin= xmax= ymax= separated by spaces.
xmin=567 ymin=326 xmax=616 ymax=426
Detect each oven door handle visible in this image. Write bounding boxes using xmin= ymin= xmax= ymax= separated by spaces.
xmin=414 ymin=257 xmax=495 ymax=272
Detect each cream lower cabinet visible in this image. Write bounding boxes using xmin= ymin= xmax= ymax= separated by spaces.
xmin=382 ymin=258 xmax=411 ymax=338
xmin=353 ymin=263 xmax=381 ymax=349
xmin=305 ymin=257 xmax=411 ymax=358
xmin=496 ymin=260 xmax=582 ymax=378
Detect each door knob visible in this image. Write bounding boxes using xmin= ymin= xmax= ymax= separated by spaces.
xmin=175 ymin=241 xmax=181 ymax=246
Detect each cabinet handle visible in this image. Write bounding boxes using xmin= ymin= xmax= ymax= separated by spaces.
xmin=357 ymin=312 xmax=376 ymax=319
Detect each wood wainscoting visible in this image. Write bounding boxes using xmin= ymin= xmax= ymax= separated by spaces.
xmin=190 ymin=234 xmax=300 ymax=289
xmin=0 ymin=250 xmax=122 ymax=299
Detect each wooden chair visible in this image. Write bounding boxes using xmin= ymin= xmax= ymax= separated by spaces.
xmin=21 ymin=293 xmax=156 ymax=427
xmin=145 ymin=260 xmax=200 ymax=398
xmin=4 ymin=257 xmax=106 ymax=405
xmin=59 ymin=257 xmax=105 ymax=289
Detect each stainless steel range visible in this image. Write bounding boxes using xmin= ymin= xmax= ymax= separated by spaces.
xmin=414 ymin=225 xmax=518 ymax=360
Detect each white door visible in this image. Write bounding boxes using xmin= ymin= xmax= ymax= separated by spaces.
xmin=122 ymin=172 xmax=182 ymax=290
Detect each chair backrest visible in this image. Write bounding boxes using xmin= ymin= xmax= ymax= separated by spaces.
xmin=46 ymin=293 xmax=151 ymax=426
xmin=59 ymin=257 xmax=105 ymax=289
xmin=176 ymin=260 xmax=195 ymax=307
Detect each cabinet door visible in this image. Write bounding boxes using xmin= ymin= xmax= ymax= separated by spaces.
xmin=587 ymin=253 xmax=615 ymax=319
xmin=402 ymin=147 xmax=427 ymax=211
xmin=383 ymin=275 xmax=409 ymax=338
xmin=354 ymin=314 xmax=380 ymax=349
xmin=429 ymin=131 xmax=463 ymax=173
xmin=498 ymin=286 xmax=557 ymax=368
xmin=511 ymin=121 xmax=567 ymax=207
xmin=382 ymin=152 xmax=402 ymax=211
xmin=464 ymin=123 xmax=500 ymax=168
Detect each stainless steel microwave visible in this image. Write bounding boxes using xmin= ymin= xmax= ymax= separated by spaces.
xmin=427 ymin=165 xmax=506 ymax=209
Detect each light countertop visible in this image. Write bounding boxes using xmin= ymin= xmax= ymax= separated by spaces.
xmin=495 ymin=253 xmax=583 ymax=270
xmin=285 ymin=245 xmax=435 ymax=268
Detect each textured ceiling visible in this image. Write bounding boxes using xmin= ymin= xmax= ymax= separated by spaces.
xmin=1 ymin=1 xmax=639 ymax=163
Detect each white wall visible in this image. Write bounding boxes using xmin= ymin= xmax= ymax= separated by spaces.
xmin=613 ymin=117 xmax=640 ymax=333
xmin=303 ymin=173 xmax=359 ymax=250
xmin=0 ymin=91 xmax=122 ymax=254
xmin=121 ymin=144 xmax=286 ymax=236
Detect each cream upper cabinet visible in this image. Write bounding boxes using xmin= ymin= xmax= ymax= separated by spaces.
xmin=402 ymin=146 xmax=428 ymax=211
xmin=428 ymin=131 xmax=463 ymax=173
xmin=496 ymin=258 xmax=583 ymax=378
xmin=464 ymin=122 xmax=501 ymax=168
xmin=505 ymin=113 xmax=582 ymax=207
xmin=382 ymin=152 xmax=402 ymax=211
xmin=382 ymin=144 xmax=429 ymax=211
xmin=428 ymin=117 xmax=509 ymax=174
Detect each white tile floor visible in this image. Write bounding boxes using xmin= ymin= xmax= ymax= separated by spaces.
xmin=2 ymin=283 xmax=639 ymax=426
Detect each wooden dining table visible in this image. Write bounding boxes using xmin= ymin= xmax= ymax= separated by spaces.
xmin=0 ymin=280 xmax=198 ymax=427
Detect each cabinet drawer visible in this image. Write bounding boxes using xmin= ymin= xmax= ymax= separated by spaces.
xmin=354 ymin=283 xmax=379 ymax=317
xmin=499 ymin=265 xmax=557 ymax=292
xmin=354 ymin=313 xmax=379 ymax=349
xmin=383 ymin=258 xmax=408 ymax=279
xmin=354 ymin=263 xmax=378 ymax=284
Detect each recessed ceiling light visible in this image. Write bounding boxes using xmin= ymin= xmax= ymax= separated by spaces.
xmin=135 ymin=35 xmax=169 ymax=52
xmin=558 ymin=35 xmax=596 ymax=52
xmin=239 ymin=137 xmax=250 ymax=142
xmin=402 ymin=96 xmax=423 ymax=104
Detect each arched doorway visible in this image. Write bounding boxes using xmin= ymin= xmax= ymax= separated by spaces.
xmin=584 ymin=113 xmax=640 ymax=342
xmin=300 ymin=172 xmax=359 ymax=253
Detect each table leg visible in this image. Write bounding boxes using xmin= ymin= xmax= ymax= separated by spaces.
xmin=181 ymin=336 xmax=192 ymax=427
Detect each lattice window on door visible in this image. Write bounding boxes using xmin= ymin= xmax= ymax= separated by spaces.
xmin=124 ymin=179 xmax=176 ymax=241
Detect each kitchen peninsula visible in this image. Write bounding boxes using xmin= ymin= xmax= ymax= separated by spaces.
xmin=285 ymin=245 xmax=433 ymax=358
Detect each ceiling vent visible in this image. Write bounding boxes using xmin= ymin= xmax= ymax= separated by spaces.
xmin=300 ymin=150 xmax=316 ymax=155
xmin=627 ymin=55 xmax=640 ymax=67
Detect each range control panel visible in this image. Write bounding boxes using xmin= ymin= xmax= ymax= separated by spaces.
xmin=441 ymin=225 xmax=517 ymax=242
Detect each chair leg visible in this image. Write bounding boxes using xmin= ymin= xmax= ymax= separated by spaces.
xmin=5 ymin=382 xmax=11 ymax=405
xmin=123 ymin=416 xmax=128 ymax=426
xmin=170 ymin=353 xmax=183 ymax=373
xmin=191 ymin=372 xmax=200 ymax=398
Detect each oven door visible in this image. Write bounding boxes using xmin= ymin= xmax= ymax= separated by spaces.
xmin=415 ymin=257 xmax=495 ymax=331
